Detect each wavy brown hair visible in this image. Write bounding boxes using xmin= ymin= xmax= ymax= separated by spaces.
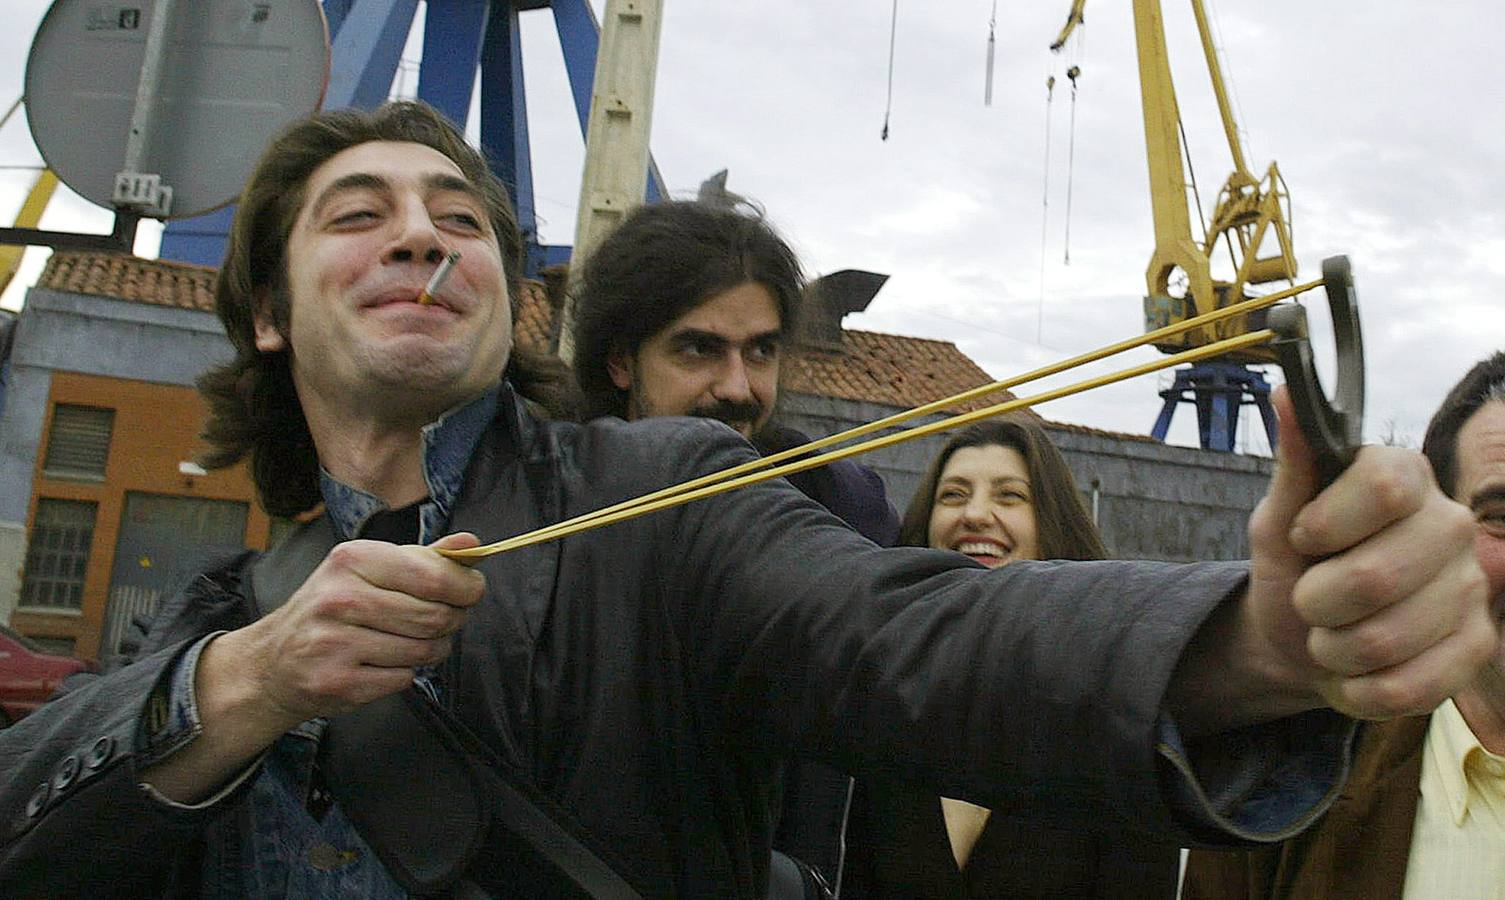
xmin=1423 ymin=351 xmax=1505 ymax=498
xmin=898 ymin=416 xmax=1107 ymax=560
xmin=569 ymin=200 xmax=805 ymax=421
xmin=196 ymin=101 xmax=577 ymax=517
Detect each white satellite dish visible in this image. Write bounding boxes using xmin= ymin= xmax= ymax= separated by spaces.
xmin=24 ymin=0 xmax=329 ymax=220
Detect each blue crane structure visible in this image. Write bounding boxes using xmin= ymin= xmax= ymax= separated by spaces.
xmin=1149 ymin=361 xmax=1275 ymax=454
xmin=158 ymin=0 xmax=665 ymax=275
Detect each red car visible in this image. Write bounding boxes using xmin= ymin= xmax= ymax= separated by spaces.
xmin=0 ymin=624 xmax=93 ymax=727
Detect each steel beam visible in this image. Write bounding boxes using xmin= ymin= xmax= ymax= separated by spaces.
xmin=479 ymin=4 xmax=538 ymax=261
xmin=417 ymin=0 xmax=490 ymax=126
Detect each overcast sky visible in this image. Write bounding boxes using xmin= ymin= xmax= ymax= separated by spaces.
xmin=3 ymin=0 xmax=1502 ymax=453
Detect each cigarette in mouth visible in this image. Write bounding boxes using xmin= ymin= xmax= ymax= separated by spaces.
xmin=417 ymin=250 xmax=462 ymax=305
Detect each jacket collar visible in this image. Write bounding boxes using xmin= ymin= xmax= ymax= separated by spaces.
xmin=319 ymin=384 xmax=506 ymax=542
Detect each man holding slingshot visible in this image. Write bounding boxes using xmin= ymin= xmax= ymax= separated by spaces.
xmin=1 ymin=101 xmax=1495 ymax=898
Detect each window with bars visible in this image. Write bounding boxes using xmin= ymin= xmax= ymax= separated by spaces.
xmin=42 ymin=404 xmax=115 ymax=480
xmin=20 ymin=499 xmax=98 ymax=611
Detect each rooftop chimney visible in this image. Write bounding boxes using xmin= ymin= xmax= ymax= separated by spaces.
xmin=799 ymin=269 xmax=889 ymax=352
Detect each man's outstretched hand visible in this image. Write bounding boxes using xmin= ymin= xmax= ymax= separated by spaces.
xmin=1173 ymin=387 xmax=1495 ymax=732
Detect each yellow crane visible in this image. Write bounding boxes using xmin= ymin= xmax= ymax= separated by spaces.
xmin=1052 ymin=0 xmax=1298 ymax=364
xmin=0 ymin=168 xmax=59 ymax=299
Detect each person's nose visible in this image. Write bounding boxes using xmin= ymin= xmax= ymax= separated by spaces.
xmin=711 ymin=354 xmax=754 ymax=403
xmin=959 ymin=495 xmax=995 ymax=529
xmin=385 ymin=198 xmax=446 ymax=266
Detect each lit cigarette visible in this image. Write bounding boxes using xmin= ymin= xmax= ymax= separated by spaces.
xmin=417 ymin=250 xmax=461 ymax=305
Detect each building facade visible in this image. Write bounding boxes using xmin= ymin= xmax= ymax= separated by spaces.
xmin=0 ymin=254 xmax=270 ymax=660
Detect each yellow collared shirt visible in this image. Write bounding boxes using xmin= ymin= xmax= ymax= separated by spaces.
xmin=1403 ymin=698 xmax=1505 ymax=900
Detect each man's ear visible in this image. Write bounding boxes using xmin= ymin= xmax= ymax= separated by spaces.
xmin=251 ymin=286 xmax=288 ymax=353
xmin=606 ymin=348 xmax=634 ymax=390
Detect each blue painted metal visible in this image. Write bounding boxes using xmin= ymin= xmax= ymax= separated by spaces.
xmin=550 ymin=0 xmax=598 ymax=128
xmin=325 ymin=0 xmax=418 ymax=110
xmin=323 ymin=0 xmax=357 ymax=38
xmin=157 ymin=207 xmax=237 ymax=268
xmin=479 ymin=4 xmax=539 ymax=268
xmin=417 ymin=0 xmax=490 ymax=125
xmin=1149 ymin=391 xmax=1178 ymax=445
xmin=531 ymin=243 xmax=574 ymax=273
xmin=1150 ymin=362 xmax=1277 ymax=452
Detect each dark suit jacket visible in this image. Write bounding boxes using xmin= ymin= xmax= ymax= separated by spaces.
xmin=1181 ymin=715 xmax=1430 ymax=900
xmin=759 ymin=424 xmax=900 ymax=891
xmin=0 ymin=393 xmax=1333 ymax=897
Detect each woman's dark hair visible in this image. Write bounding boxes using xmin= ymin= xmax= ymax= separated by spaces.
xmin=1422 ymin=351 xmax=1505 ymax=498
xmin=569 ymin=200 xmax=805 ymax=421
xmin=898 ymin=416 xmax=1108 ymax=560
xmin=196 ymin=100 xmax=575 ymax=517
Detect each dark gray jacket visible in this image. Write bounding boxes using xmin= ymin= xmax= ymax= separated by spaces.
xmin=0 ymin=394 xmax=1346 ymax=897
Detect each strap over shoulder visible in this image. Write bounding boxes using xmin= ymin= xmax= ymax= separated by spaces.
xmin=250 ymin=516 xmax=340 ymax=617
xmin=248 ymin=516 xmax=640 ymax=898
xmin=249 ymin=517 xmax=489 ymax=894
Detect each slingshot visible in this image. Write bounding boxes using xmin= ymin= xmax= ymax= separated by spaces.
xmin=439 ymin=256 xmax=1364 ymax=562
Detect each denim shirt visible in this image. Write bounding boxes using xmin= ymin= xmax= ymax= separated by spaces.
xmin=145 ymin=386 xmax=502 ymax=898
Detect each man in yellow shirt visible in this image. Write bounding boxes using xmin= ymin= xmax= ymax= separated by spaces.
xmin=1182 ymin=350 xmax=1505 ymax=900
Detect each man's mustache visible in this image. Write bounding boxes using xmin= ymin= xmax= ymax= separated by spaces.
xmin=689 ymin=399 xmax=764 ymax=429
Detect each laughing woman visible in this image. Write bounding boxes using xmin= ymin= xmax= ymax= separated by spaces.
xmin=840 ymin=417 xmax=1179 ymax=899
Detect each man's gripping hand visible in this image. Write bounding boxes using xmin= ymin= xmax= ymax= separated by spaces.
xmin=1252 ymin=387 xmax=1494 ymax=720
xmin=141 ymin=533 xmax=484 ymax=803
xmin=216 ymin=532 xmax=486 ymax=727
xmin=1175 ymin=388 xmax=1495 ymax=732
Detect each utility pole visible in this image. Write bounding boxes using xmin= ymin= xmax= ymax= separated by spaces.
xmin=556 ymin=0 xmax=664 ymax=364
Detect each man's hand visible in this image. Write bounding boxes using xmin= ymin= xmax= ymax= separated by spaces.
xmin=1248 ymin=388 xmax=1494 ymax=719
xmin=1173 ymin=388 xmax=1495 ymax=732
xmin=218 ymin=532 xmax=486 ymax=728
xmin=141 ymin=533 xmax=485 ymax=802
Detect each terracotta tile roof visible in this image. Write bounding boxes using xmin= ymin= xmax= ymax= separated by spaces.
xmin=509 ymin=275 xmax=1012 ymax=415
xmin=513 ymin=278 xmax=558 ymax=353
xmin=38 ymin=251 xmax=217 ymax=312
xmin=1041 ymin=417 xmax=1165 ymax=445
xmin=784 ymin=330 xmax=1006 ymax=413
xmin=33 ymin=252 xmax=1016 ymax=417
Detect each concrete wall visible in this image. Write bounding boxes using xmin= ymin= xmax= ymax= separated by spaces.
xmin=0 ymin=288 xmax=232 ymax=621
xmin=1046 ymin=425 xmax=1272 ymax=562
xmin=779 ymin=392 xmax=1273 ymax=563
xmin=0 ymin=310 xmax=17 ymax=425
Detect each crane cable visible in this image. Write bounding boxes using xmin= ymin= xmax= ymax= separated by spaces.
xmin=1038 ymin=73 xmax=1056 ymax=343
xmin=881 ymin=0 xmax=899 ymax=140
xmin=1062 ymin=65 xmax=1081 ymax=264
xmin=1178 ymin=116 xmax=1212 ymax=252
xmin=984 ymin=1 xmax=997 ymax=106
xmin=0 ymin=96 xmax=23 ymax=133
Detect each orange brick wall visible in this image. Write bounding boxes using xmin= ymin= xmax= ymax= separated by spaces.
xmin=13 ymin=371 xmax=271 ymax=659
